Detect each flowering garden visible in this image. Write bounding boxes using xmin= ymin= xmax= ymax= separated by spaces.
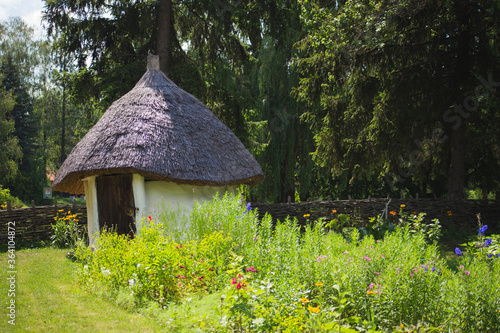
xmin=71 ymin=194 xmax=500 ymax=332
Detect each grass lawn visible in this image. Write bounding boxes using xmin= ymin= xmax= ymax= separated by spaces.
xmin=0 ymin=248 xmax=162 ymax=333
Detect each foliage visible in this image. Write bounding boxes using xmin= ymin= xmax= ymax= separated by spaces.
xmin=0 ymin=74 xmax=21 ymax=184
xmin=459 ymin=215 xmax=500 ymax=260
xmin=295 ymin=0 xmax=500 ymax=199
xmin=50 ymin=209 xmax=85 ymax=248
xmin=190 ymin=192 xmax=257 ymax=252
xmin=74 ymin=221 xmax=234 ymax=308
xmin=74 ymin=194 xmax=500 ymax=331
xmin=0 ymin=184 xmax=24 ymax=209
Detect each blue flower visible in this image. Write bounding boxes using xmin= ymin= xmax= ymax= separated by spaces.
xmin=487 ymin=254 xmax=493 ymax=258
xmin=431 ymin=267 xmax=437 ymax=272
xmin=484 ymin=238 xmax=493 ymax=247
xmin=478 ymin=225 xmax=488 ymax=236
xmin=455 ymin=247 xmax=462 ymax=257
xmin=246 ymin=202 xmax=252 ymax=212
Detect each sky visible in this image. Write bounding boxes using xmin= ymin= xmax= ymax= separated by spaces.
xmin=0 ymin=0 xmax=46 ymax=38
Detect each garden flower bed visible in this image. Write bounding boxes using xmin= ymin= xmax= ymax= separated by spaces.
xmin=73 ymin=194 xmax=500 ymax=332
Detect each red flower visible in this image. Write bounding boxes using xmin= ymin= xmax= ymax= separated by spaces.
xmin=148 ymin=216 xmax=152 ymax=221
xmin=236 ymin=283 xmax=242 ymax=289
xmin=232 ymin=277 xmax=237 ymax=284
xmin=208 ymin=268 xmax=214 ymax=271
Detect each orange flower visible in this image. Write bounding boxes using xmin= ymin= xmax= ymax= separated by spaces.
xmin=332 ymin=209 xmax=337 ymax=214
xmin=400 ymin=204 xmax=405 ymax=208
xmin=300 ymin=298 xmax=310 ymax=303
xmin=307 ymin=306 xmax=320 ymax=313
xmin=389 ymin=211 xmax=396 ymax=216
xmin=447 ymin=211 xmax=452 ymax=216
xmin=367 ymin=290 xmax=375 ymax=294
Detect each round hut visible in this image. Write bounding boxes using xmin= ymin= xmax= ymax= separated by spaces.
xmin=52 ymin=55 xmax=263 ymax=243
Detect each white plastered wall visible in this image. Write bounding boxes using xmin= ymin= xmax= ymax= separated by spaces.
xmin=144 ymin=181 xmax=236 ymax=217
xmin=82 ymin=176 xmax=99 ymax=245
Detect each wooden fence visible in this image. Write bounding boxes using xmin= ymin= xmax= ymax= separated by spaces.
xmin=1 ymin=198 xmax=499 ymax=245
xmin=0 ymin=202 xmax=87 ymax=244
xmin=252 ymin=198 xmax=500 ymax=235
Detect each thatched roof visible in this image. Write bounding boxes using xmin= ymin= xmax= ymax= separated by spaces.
xmin=52 ymin=55 xmax=263 ymax=194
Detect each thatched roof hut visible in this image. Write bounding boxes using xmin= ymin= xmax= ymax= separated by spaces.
xmin=52 ymin=55 xmax=263 ymax=241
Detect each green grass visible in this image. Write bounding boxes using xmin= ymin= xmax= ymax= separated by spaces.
xmin=54 ymin=196 xmax=87 ymax=206
xmin=0 ymin=248 xmax=162 ymax=332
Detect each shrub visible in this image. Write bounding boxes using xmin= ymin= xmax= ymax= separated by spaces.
xmin=0 ymin=185 xmax=25 ymax=209
xmin=74 ymin=194 xmax=500 ymax=332
xmin=74 ymin=220 xmax=234 ymax=307
xmin=51 ymin=209 xmax=85 ymax=248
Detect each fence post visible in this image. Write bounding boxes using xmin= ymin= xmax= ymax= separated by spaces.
xmin=31 ymin=200 xmax=36 ymax=209
xmin=416 ymin=193 xmax=419 ymax=200
xmin=287 ymin=196 xmax=291 ymax=204
xmin=72 ymin=197 xmax=76 ymax=209
xmin=7 ymin=201 xmax=12 ymax=211
xmin=54 ymin=200 xmax=57 ymax=208
xmin=327 ymin=195 xmax=331 ymax=202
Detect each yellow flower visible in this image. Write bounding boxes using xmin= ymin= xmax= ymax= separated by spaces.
xmin=400 ymin=324 xmax=404 ymax=329
xmin=400 ymin=204 xmax=405 ymax=208
xmin=303 ymin=214 xmax=310 ymax=217
xmin=315 ymin=282 xmax=323 ymax=287
xmin=447 ymin=210 xmax=452 ymax=216
xmin=58 ymin=209 xmax=64 ymax=212
xmin=53 ymin=217 xmax=57 ymax=220
xmin=300 ymin=298 xmax=309 ymax=303
xmin=307 ymin=306 xmax=320 ymax=313
xmin=367 ymin=290 xmax=375 ymax=294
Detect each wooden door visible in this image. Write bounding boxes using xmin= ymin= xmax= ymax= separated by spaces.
xmin=96 ymin=174 xmax=136 ymax=236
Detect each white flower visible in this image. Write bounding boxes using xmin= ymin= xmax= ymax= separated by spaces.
xmin=102 ymin=269 xmax=111 ymax=276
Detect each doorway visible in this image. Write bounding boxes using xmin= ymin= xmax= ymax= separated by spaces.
xmin=96 ymin=174 xmax=136 ymax=236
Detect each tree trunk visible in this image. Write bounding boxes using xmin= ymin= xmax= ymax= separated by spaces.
xmin=157 ymin=0 xmax=171 ymax=75
xmin=60 ymin=85 xmax=66 ymax=165
xmin=448 ymin=124 xmax=465 ymax=199
xmin=447 ymin=1 xmax=471 ymax=200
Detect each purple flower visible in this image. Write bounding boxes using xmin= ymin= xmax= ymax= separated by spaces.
xmin=478 ymin=225 xmax=488 ymax=236
xmin=484 ymin=238 xmax=493 ymax=247
xmin=465 ymin=271 xmax=470 ymax=275
xmin=431 ymin=267 xmax=436 ymax=272
xmin=455 ymin=247 xmax=462 ymax=257
xmin=487 ymin=254 xmax=493 ymax=258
